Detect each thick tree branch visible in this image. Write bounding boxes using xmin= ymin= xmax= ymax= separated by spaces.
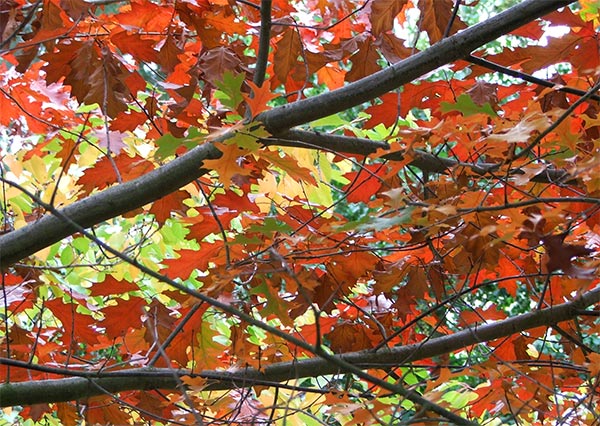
xmin=258 ymin=0 xmax=575 ymax=134
xmin=2 ymin=284 xmax=598 ymax=407
xmin=0 ymin=143 xmax=222 ymax=268
xmin=0 ymin=0 xmax=575 ymax=268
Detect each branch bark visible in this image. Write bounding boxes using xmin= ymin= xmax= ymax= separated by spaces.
xmin=263 ymin=130 xmax=575 ymax=184
xmin=2 ymin=284 xmax=597 ymax=407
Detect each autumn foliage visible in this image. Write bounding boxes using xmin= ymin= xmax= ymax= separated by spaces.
xmin=1 ymin=0 xmax=600 ymax=424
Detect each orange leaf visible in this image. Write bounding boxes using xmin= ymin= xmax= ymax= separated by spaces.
xmin=202 ymin=143 xmax=253 ymax=189
xmin=243 ymin=81 xmax=277 ymax=118
xmin=260 ymin=149 xmax=317 ymax=185
xmin=161 ymin=243 xmax=223 ymax=279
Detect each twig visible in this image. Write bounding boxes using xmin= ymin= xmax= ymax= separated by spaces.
xmin=467 ymin=55 xmax=600 ymax=103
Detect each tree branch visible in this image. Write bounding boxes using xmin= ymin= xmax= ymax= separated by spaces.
xmin=258 ymin=0 xmax=576 ymax=134
xmin=0 ymin=143 xmax=222 ymax=268
xmin=467 ymin=54 xmax=600 ymax=103
xmin=264 ymin=130 xmax=575 ymax=184
xmin=2 ymin=285 xmax=598 ymax=407
xmin=252 ymin=0 xmax=271 ymax=88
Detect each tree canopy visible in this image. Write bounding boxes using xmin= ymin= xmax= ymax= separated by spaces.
xmin=1 ymin=0 xmax=600 ymax=424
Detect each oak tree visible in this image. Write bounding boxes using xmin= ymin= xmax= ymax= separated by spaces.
xmin=1 ymin=0 xmax=599 ymax=424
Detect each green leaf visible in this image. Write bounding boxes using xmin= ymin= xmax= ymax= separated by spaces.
xmin=247 ymin=217 xmax=293 ymax=237
xmin=440 ymin=94 xmax=497 ymax=117
xmin=155 ymin=133 xmax=183 ymax=159
xmin=214 ymin=71 xmax=245 ymax=111
xmin=223 ymin=122 xmax=268 ymax=151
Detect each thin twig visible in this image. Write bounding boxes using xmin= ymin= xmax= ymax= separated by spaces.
xmin=467 ymin=55 xmax=600 ymax=103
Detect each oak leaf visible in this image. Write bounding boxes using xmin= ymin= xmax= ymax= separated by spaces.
xmin=149 ymin=189 xmax=190 ymax=225
xmin=274 ymin=28 xmax=301 ymax=84
xmin=202 ymin=143 xmax=254 ymax=189
xmin=369 ymin=0 xmax=410 ymax=35
xmin=418 ymin=0 xmax=467 ymax=44
xmin=77 ymin=153 xmax=154 ymax=193
xmin=243 ymin=81 xmax=277 ymax=118
xmin=542 ymin=233 xmax=595 ymax=277
xmin=326 ymin=322 xmax=373 ymax=353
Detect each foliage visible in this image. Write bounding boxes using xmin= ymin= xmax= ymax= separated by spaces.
xmin=0 ymin=0 xmax=599 ymax=425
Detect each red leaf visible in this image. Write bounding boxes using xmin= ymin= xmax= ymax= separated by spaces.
xmin=89 ymin=276 xmax=139 ymax=297
xmin=365 ymin=92 xmax=402 ymax=128
xmin=111 ymin=30 xmax=159 ymax=63
xmin=77 ymin=153 xmax=154 ymax=193
xmin=45 ymin=298 xmax=100 ymax=344
xmin=162 ymin=243 xmax=223 ymax=279
xmin=149 ymin=190 xmax=190 ymax=224
xmin=342 ymin=164 xmax=386 ymax=203
xmin=100 ymin=297 xmax=146 ymax=336
xmin=212 ymin=191 xmax=260 ymax=214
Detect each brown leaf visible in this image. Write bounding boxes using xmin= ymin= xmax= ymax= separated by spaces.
xmin=273 ymin=28 xmax=301 ymax=84
xmin=198 ymin=46 xmax=242 ymax=85
xmin=369 ymin=0 xmax=409 ymax=36
xmin=84 ymin=46 xmax=130 ymax=117
xmin=534 ymin=74 xmax=569 ymax=112
xmin=0 ymin=1 xmax=22 ymax=44
xmin=59 ymin=0 xmax=90 ymax=20
xmin=467 ymin=81 xmax=498 ymax=107
xmin=326 ymin=322 xmax=373 ymax=353
xmin=542 ymin=233 xmax=595 ymax=276
xmin=517 ymin=214 xmax=547 ymax=246
xmin=418 ymin=0 xmax=467 ymax=44
xmin=346 ymin=36 xmax=381 ymax=82
xmin=158 ymin=34 xmax=183 ymax=73
xmin=375 ymin=32 xmax=414 ymax=63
